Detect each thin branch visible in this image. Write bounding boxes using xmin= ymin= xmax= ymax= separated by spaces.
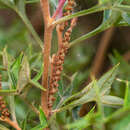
xmin=51 ymin=4 xmax=109 ymax=26
xmin=0 ymin=117 xmax=21 ymax=130
xmin=52 ymin=0 xmax=66 ymax=20
xmin=40 ymin=0 xmax=51 ymax=24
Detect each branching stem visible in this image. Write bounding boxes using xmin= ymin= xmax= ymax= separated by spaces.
xmin=0 ymin=117 xmax=21 ymax=130
xmin=52 ymin=0 xmax=66 ymax=20
xmin=40 ymin=0 xmax=53 ymax=119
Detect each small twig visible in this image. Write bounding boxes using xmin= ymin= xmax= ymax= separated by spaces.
xmin=52 ymin=0 xmax=66 ymax=20
xmin=0 ymin=117 xmax=21 ymax=130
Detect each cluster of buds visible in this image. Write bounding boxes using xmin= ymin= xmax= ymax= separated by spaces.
xmin=0 ymin=75 xmax=10 ymax=119
xmin=59 ymin=0 xmax=76 ymax=32
xmin=48 ymin=0 xmax=77 ymax=116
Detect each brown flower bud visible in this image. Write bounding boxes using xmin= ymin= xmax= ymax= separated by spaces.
xmin=56 ymin=60 xmax=63 ymax=66
xmin=65 ymin=4 xmax=73 ymax=11
xmin=48 ymin=103 xmax=53 ymax=108
xmin=0 ymin=96 xmax=3 ymax=101
xmin=68 ymin=0 xmax=76 ymax=7
xmin=56 ymin=70 xmax=61 ymax=76
xmin=65 ymin=21 xmax=68 ymax=27
xmin=1 ymin=115 xmax=5 ymax=119
xmin=59 ymin=55 xmax=64 ymax=61
xmin=53 ymin=82 xmax=59 ymax=87
xmin=5 ymin=112 xmax=10 ymax=117
xmin=67 ymin=28 xmax=72 ymax=33
xmin=1 ymin=104 xmax=6 ymax=109
xmin=0 ymin=101 xmax=5 ymax=105
xmin=55 ymin=76 xmax=60 ymax=81
xmin=49 ymin=88 xmax=57 ymax=95
xmin=59 ymin=24 xmax=65 ymax=32
xmin=50 ymin=97 xmax=56 ymax=102
xmin=65 ymin=32 xmax=71 ymax=38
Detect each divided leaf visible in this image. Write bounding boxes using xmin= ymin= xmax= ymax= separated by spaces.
xmin=57 ymin=64 xmax=119 ymax=112
xmin=31 ymin=107 xmax=48 ymax=130
xmin=17 ymin=55 xmax=30 ymax=91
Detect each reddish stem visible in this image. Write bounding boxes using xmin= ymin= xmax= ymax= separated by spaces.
xmin=52 ymin=0 xmax=66 ymax=19
xmin=40 ymin=0 xmax=53 ymax=119
xmin=0 ymin=117 xmax=21 ymax=130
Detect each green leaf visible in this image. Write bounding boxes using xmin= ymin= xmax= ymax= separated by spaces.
xmin=25 ymin=0 xmax=39 ymax=4
xmin=49 ymin=0 xmax=58 ymax=8
xmin=0 ymin=1 xmax=8 ymax=8
xmin=2 ymin=0 xmax=43 ymax=48
xmin=0 ymin=89 xmax=16 ymax=96
xmin=113 ymin=5 xmax=130 ymax=12
xmin=29 ymin=80 xmax=46 ymax=91
xmin=0 ymin=124 xmax=9 ymax=130
xmin=21 ymin=113 xmax=29 ymax=130
xmin=17 ymin=56 xmax=30 ymax=91
xmin=103 ymin=9 xmax=112 ymax=22
xmin=39 ymin=107 xmax=47 ymax=127
xmin=52 ymin=3 xmax=110 ymax=26
xmin=102 ymin=95 xmax=124 ymax=107
xmin=32 ymin=64 xmax=43 ymax=82
xmin=0 ymin=65 xmax=6 ymax=71
xmin=31 ymin=107 xmax=48 ymax=130
xmin=105 ymin=106 xmax=130 ymax=123
xmin=9 ymin=53 xmax=23 ymax=89
xmin=122 ymin=12 xmax=130 ymax=25
xmin=99 ymin=0 xmax=123 ymax=5
xmin=66 ymin=106 xmax=96 ymax=129
xmin=116 ymin=18 xmax=129 ymax=26
xmin=97 ymin=63 xmax=119 ymax=96
xmin=57 ymin=64 xmax=119 ymax=112
xmin=14 ymin=0 xmax=25 ymax=14
xmin=112 ymin=114 xmax=130 ymax=130
xmin=105 ymin=107 xmax=130 ymax=130
xmin=124 ymin=82 xmax=130 ymax=107
xmin=2 ymin=47 xmax=9 ymax=69
xmin=63 ymin=72 xmax=78 ymax=96
xmin=70 ymin=10 xmax=121 ymax=47
xmin=0 ymin=0 xmax=15 ymax=8
xmin=31 ymin=124 xmax=45 ymax=130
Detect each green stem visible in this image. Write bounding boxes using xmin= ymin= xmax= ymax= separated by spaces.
xmin=104 ymin=106 xmax=130 ymax=123
xmin=113 ymin=4 xmax=130 ymax=12
xmin=25 ymin=0 xmax=40 ymax=4
xmin=52 ymin=4 xmax=110 ymax=26
xmin=17 ymin=11 xmax=43 ymax=49
xmin=69 ymin=23 xmax=110 ymax=48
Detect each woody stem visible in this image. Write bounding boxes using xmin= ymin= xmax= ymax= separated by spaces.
xmin=40 ymin=0 xmax=53 ymax=119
